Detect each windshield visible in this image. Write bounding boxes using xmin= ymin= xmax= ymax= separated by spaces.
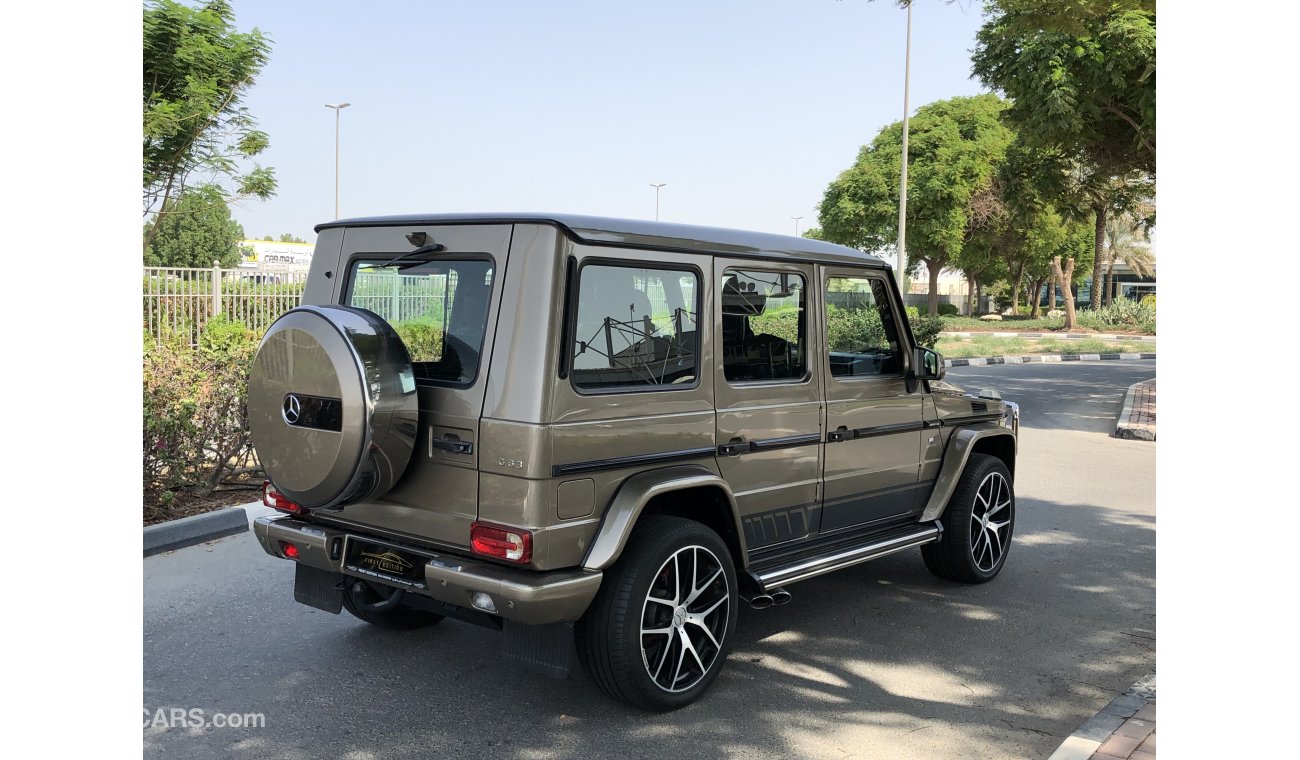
xmin=345 ymin=258 xmax=495 ymax=386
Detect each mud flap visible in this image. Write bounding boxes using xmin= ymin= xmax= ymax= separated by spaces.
xmin=501 ymin=621 xmax=575 ymax=679
xmin=293 ymin=564 xmax=344 ymax=614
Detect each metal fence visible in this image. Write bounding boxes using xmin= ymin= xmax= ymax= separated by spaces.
xmin=143 ymin=266 xmax=456 ymax=346
xmin=144 ymin=266 xmax=307 ymax=346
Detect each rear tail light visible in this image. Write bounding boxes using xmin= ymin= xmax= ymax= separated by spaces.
xmin=470 ymin=522 xmax=532 ymax=564
xmin=263 ymin=481 xmax=308 ymax=515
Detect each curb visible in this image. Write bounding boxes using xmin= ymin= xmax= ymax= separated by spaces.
xmin=941 ymin=331 xmax=1156 ymax=342
xmin=1114 ymin=378 xmax=1157 ymax=441
xmin=944 ymin=353 xmax=1155 ymax=368
xmin=144 ymin=505 xmax=249 ymax=557
xmin=1047 ymin=672 xmax=1156 ymax=760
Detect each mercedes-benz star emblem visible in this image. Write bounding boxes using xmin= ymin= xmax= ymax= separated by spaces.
xmin=282 ymin=394 xmax=302 ymax=425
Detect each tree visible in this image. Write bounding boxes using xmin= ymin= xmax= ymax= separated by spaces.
xmin=817 ymin=94 xmax=1014 ymax=315
xmin=143 ymin=0 xmax=275 ymax=252
xmin=972 ymin=3 xmax=1155 ymax=310
xmin=260 ymin=233 xmax=306 ymax=243
xmin=143 ymin=184 xmax=246 ymax=268
xmin=1102 ymin=205 xmax=1154 ymax=304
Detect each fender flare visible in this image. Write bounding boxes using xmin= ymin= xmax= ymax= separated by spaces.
xmin=919 ymin=424 xmax=1017 ymax=522
xmin=581 ymin=465 xmax=745 ymax=572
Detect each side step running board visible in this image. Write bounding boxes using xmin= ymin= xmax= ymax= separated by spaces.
xmin=753 ymin=522 xmax=943 ymax=590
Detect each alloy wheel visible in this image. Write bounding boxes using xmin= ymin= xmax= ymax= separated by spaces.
xmin=969 ymin=471 xmax=1012 ymax=572
xmin=639 ymin=545 xmax=730 ymax=693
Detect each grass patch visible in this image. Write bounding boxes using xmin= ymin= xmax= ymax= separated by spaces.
xmin=936 ymin=335 xmax=1156 ymax=359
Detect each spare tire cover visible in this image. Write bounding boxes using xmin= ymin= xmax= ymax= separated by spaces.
xmin=248 ymin=305 xmax=418 ymax=509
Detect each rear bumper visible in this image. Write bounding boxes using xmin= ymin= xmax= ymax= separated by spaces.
xmin=253 ymin=515 xmax=602 ymax=625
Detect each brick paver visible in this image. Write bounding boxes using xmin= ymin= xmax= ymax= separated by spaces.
xmin=1115 ymin=378 xmax=1156 ymax=440
xmin=1088 ymin=701 xmax=1156 ymax=760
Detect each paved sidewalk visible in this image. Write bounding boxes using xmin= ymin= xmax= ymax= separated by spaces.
xmin=1114 ymin=378 xmax=1156 ymax=441
xmin=1048 ymin=673 xmax=1156 ymax=760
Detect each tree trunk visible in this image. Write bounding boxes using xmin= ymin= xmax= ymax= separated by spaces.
xmin=1104 ymin=256 xmax=1117 ymax=307
xmin=1052 ymin=256 xmax=1078 ymax=330
xmin=1090 ymin=203 xmax=1107 ymax=310
xmin=1010 ymin=262 xmax=1025 ymax=316
xmin=927 ymin=260 xmax=941 ymax=316
xmin=965 ymin=274 xmax=976 ymax=316
xmin=975 ymin=281 xmax=984 ymax=315
xmin=1029 ymin=278 xmax=1044 ymax=318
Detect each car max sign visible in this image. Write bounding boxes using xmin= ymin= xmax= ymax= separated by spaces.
xmin=238 ymin=240 xmax=314 ymax=270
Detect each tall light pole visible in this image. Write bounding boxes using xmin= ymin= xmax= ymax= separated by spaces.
xmin=791 ymin=216 xmax=804 ymax=236
xmin=895 ymin=3 xmax=913 ymax=291
xmin=649 ymin=183 xmax=667 ymax=221
xmin=325 ymin=102 xmax=351 ymax=218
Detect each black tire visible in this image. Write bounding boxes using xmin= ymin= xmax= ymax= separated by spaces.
xmin=576 ymin=515 xmax=738 ymax=712
xmin=922 ymin=453 xmax=1015 ymax=584
xmin=341 ymin=579 xmax=444 ymax=630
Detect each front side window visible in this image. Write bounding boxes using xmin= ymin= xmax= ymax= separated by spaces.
xmin=570 ymin=263 xmax=699 ymax=391
xmin=721 ymin=269 xmax=807 ymax=382
xmin=825 ymin=275 xmax=904 ymax=377
xmin=346 ymin=258 xmax=495 ymax=385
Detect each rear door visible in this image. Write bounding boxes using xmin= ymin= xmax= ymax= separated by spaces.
xmin=318 ymin=224 xmax=512 ymax=549
xmin=818 ymin=266 xmax=924 ymax=533
xmin=712 ymin=260 xmax=824 ymax=553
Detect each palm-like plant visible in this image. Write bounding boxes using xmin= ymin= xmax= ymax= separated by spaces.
xmin=1102 ymin=205 xmax=1154 ymax=305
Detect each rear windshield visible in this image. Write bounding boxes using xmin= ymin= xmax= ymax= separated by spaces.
xmin=345 ymin=258 xmax=494 ymax=386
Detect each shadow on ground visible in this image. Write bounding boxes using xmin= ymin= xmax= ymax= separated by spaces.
xmin=144 ymin=495 xmax=1154 ymax=760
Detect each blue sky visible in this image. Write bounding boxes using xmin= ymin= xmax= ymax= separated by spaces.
xmin=227 ymin=0 xmax=991 ymax=241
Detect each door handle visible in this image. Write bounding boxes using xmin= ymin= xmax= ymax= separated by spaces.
xmin=717 ymin=438 xmax=751 ymax=457
xmin=827 ymin=426 xmax=853 ymax=443
xmin=431 ymin=437 xmax=473 ymax=455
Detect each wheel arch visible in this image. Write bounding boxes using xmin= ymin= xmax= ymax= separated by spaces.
xmin=581 ymin=465 xmax=747 ymax=572
xmin=919 ymin=424 xmax=1017 ymax=522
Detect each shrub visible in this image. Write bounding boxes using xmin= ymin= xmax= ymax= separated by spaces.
xmin=1076 ymin=299 xmax=1156 ymax=333
xmin=392 ymin=318 xmax=445 ymax=362
xmin=826 ymin=304 xmax=885 ymax=351
xmin=144 ymin=316 xmax=259 ymax=520
xmin=911 ymin=314 xmax=944 ymax=349
xmin=936 ymin=302 xmax=960 ymax=316
xmin=1140 ymin=294 xmax=1156 ymax=310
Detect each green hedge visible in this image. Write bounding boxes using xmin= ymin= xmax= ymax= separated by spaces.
xmin=144 ymin=317 xmax=259 ymax=520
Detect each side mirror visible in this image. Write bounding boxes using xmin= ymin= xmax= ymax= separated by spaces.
xmin=912 ymin=346 xmax=945 ymax=381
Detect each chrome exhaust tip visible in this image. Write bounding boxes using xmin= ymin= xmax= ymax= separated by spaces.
xmin=770 ymin=588 xmax=792 ymax=606
xmin=748 ymin=594 xmax=774 ymax=610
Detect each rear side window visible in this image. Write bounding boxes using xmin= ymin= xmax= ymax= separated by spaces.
xmin=825 ymin=275 xmax=904 ymax=377
xmin=346 ymin=258 xmax=495 ymax=386
xmin=721 ymin=269 xmax=807 ymax=382
xmin=570 ymin=263 xmax=699 ymax=391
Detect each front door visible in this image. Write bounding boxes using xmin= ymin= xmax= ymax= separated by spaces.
xmin=711 ymin=261 xmax=824 ymax=553
xmin=819 ymin=267 xmax=924 ymax=533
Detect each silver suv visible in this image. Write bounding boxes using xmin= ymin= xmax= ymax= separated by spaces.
xmin=248 ymin=214 xmax=1019 ymax=711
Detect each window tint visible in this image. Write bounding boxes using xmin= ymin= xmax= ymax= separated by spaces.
xmin=571 ymin=264 xmax=699 ymax=391
xmin=721 ymin=269 xmax=807 ymax=382
xmin=825 ymin=275 xmax=904 ymax=377
xmin=347 ymin=258 xmax=495 ymax=385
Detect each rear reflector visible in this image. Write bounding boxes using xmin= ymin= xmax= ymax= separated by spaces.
xmin=263 ymin=481 xmax=308 ymax=515
xmin=470 ymin=522 xmax=532 ymax=564
xmin=279 ymin=541 xmax=299 ymax=560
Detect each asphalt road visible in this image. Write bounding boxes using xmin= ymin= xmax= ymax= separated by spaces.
xmin=144 ymin=360 xmax=1156 ymax=760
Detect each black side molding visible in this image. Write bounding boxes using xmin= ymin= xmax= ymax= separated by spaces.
xmin=551 ymin=446 xmax=716 ymax=477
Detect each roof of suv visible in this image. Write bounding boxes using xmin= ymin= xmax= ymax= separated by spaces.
xmin=316 ymin=213 xmax=890 ymax=269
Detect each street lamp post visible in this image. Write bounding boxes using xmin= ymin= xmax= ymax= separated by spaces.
xmin=649 ymin=183 xmax=667 ymax=221
xmin=791 ymin=216 xmax=804 ymax=237
xmin=895 ymin=3 xmax=913 ymax=291
xmin=325 ymin=102 xmax=351 ymax=218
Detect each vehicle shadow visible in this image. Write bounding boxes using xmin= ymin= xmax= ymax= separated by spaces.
xmin=143 ymin=497 xmax=1154 ymax=760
